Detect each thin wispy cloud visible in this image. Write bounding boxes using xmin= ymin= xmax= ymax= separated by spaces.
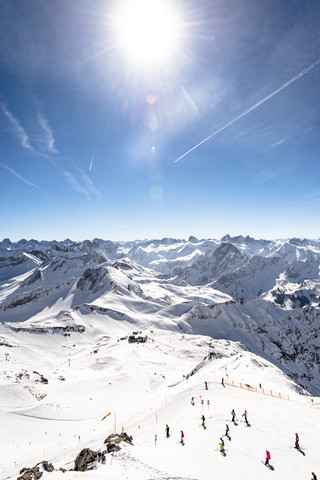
xmin=255 ymin=169 xmax=275 ymax=184
xmin=60 ymin=156 xmax=101 ymax=198
xmin=0 ymin=103 xmax=35 ymax=152
xmin=305 ymin=190 xmax=320 ymax=202
xmin=0 ymin=161 xmax=49 ymax=198
xmin=62 ymin=170 xmax=91 ymax=199
xmin=270 ymin=138 xmax=286 ymax=148
xmin=1 ymin=99 xmax=100 ymax=200
xmin=1 ymin=101 xmax=57 ymax=159
xmin=175 ymin=58 xmax=320 ymax=163
xmin=81 ymin=172 xmax=101 ymax=197
xmin=38 ymin=112 xmax=58 ymax=153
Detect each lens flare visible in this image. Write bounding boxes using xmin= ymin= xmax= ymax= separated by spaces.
xmin=150 ymin=185 xmax=164 ymax=200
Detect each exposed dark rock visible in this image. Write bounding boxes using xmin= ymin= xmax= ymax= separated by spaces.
xmin=17 ymin=466 xmax=43 ymax=480
xmin=21 ymin=270 xmax=43 ymax=287
xmin=74 ymin=448 xmax=100 ymax=471
xmin=33 ymin=371 xmax=48 ymax=384
xmin=36 ymin=461 xmax=54 ymax=472
xmin=0 ymin=335 xmax=14 ymax=347
xmin=76 ymin=267 xmax=109 ymax=293
xmin=3 ymin=290 xmax=46 ymax=309
xmin=104 ymin=432 xmax=133 ymax=453
xmin=9 ymin=324 xmax=85 ymax=335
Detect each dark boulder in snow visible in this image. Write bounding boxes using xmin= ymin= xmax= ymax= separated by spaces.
xmin=17 ymin=461 xmax=54 ymax=479
xmin=74 ymin=448 xmax=104 ymax=471
xmin=18 ymin=466 xmax=43 ymax=480
xmin=39 ymin=461 xmax=54 ymax=472
xmin=104 ymin=432 xmax=133 ymax=452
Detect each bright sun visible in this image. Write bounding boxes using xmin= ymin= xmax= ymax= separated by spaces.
xmin=113 ymin=0 xmax=180 ymax=67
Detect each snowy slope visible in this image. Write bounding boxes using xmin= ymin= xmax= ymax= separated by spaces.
xmin=0 ymin=317 xmax=319 ymax=480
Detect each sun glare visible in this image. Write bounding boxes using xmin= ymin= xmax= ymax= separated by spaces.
xmin=113 ymin=0 xmax=180 ymax=67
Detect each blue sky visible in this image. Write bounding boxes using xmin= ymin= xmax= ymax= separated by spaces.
xmin=0 ymin=0 xmax=320 ymax=242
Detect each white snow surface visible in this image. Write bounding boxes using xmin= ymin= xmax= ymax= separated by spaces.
xmin=1 ymin=315 xmax=320 ymax=480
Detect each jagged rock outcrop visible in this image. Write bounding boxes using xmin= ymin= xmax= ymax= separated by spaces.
xmin=17 ymin=461 xmax=53 ymax=480
xmin=17 ymin=466 xmax=43 ymax=480
xmin=76 ymin=267 xmax=110 ymax=293
xmin=38 ymin=461 xmax=54 ymax=472
xmin=184 ymin=242 xmax=247 ymax=285
xmin=74 ymin=448 xmax=106 ymax=471
xmin=21 ymin=270 xmax=43 ymax=287
xmin=104 ymin=432 xmax=133 ymax=452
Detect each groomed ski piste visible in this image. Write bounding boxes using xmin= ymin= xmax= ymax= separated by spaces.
xmin=1 ymin=310 xmax=320 ymax=480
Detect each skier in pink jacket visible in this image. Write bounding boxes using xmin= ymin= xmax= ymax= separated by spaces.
xmin=265 ymin=450 xmax=271 ymax=466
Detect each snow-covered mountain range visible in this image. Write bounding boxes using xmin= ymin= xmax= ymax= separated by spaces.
xmin=1 ymin=235 xmax=320 ymax=395
xmin=1 ymin=235 xmax=320 ymax=479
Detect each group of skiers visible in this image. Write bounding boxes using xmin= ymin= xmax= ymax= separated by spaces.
xmin=163 ymin=407 xmax=318 ymax=478
xmin=163 ymin=387 xmax=317 ymax=477
xmin=230 ymin=408 xmax=248 ymax=424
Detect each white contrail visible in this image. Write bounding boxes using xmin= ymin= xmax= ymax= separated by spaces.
xmin=175 ymin=58 xmax=320 ymax=163
xmin=89 ymin=145 xmax=97 ymax=171
xmin=0 ymin=161 xmax=49 ymax=198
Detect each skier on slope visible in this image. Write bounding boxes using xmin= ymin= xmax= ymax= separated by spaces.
xmin=231 ymin=409 xmax=236 ymax=422
xmin=225 ymin=424 xmax=230 ymax=436
xmin=204 ymin=381 xmax=208 ymax=390
xmin=220 ymin=437 xmax=225 ymax=453
xmin=165 ymin=424 xmax=170 ymax=438
xmin=294 ymin=433 xmax=299 ymax=449
xmin=180 ymin=431 xmax=184 ymax=443
xmin=264 ymin=450 xmax=271 ymax=466
xmin=201 ymin=414 xmax=205 ymax=426
xmin=191 ymin=397 xmax=195 ymax=405
xmin=311 ymin=473 xmax=317 ymax=480
xmin=242 ymin=410 xmax=248 ymax=424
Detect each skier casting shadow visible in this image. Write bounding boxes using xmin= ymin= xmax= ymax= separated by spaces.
xmin=242 ymin=410 xmax=251 ymax=427
xmin=231 ymin=409 xmax=238 ymax=426
xmin=263 ymin=450 xmax=274 ymax=470
xmin=294 ymin=433 xmax=305 ymax=456
xmin=219 ymin=437 xmax=226 ymax=456
xmin=201 ymin=415 xmax=206 ymax=430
